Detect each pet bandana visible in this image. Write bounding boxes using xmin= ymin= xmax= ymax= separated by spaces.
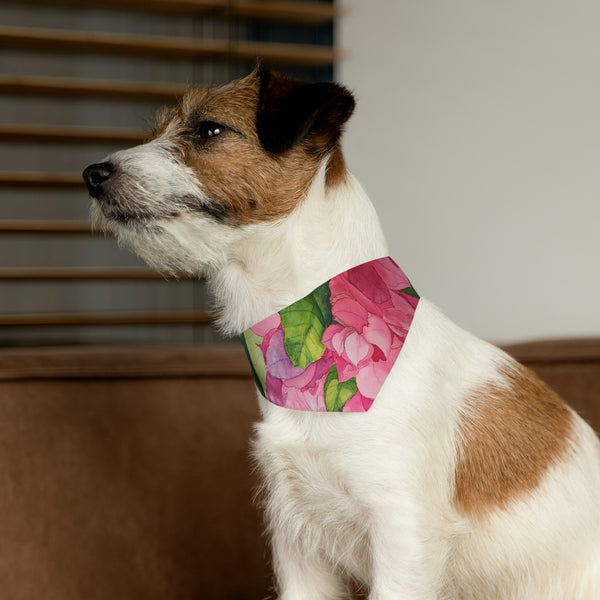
xmin=241 ymin=257 xmax=419 ymax=412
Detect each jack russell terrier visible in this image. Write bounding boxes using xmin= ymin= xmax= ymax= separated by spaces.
xmin=83 ymin=67 xmax=600 ymax=599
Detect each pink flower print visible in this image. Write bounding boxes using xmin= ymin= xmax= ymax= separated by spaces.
xmin=261 ymin=325 xmax=303 ymax=381
xmin=244 ymin=257 xmax=418 ymax=412
xmin=252 ymin=312 xmax=281 ymax=338
xmin=256 ymin=321 xmax=334 ymax=411
xmin=355 ymin=351 xmax=397 ymax=398
xmin=341 ymin=390 xmax=374 ymax=412
xmin=322 ymin=257 xmax=417 ymax=403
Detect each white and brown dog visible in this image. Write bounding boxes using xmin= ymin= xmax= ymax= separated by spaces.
xmin=83 ymin=67 xmax=600 ymax=599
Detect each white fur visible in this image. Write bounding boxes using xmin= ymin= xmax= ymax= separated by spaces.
xmin=90 ymin=131 xmax=600 ymax=599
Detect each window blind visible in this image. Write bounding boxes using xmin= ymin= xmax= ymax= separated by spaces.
xmin=0 ymin=0 xmax=338 ymax=346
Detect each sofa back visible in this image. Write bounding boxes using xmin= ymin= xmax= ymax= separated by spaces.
xmin=0 ymin=340 xmax=598 ymax=599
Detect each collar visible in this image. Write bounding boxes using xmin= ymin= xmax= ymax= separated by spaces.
xmin=241 ymin=257 xmax=419 ymax=412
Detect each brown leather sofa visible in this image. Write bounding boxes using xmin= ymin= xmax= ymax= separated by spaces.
xmin=0 ymin=339 xmax=598 ymax=600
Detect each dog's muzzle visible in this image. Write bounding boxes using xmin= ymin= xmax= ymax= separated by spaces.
xmin=83 ymin=162 xmax=114 ymax=198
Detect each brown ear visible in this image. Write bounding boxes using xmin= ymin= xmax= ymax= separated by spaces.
xmin=256 ymin=67 xmax=355 ymax=156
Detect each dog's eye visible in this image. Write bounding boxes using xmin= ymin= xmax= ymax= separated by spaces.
xmin=195 ymin=121 xmax=227 ymax=139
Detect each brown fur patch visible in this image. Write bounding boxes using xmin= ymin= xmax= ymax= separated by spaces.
xmin=152 ymin=71 xmax=350 ymax=225
xmin=325 ymin=143 xmax=349 ymax=188
xmin=454 ymin=363 xmax=574 ymax=516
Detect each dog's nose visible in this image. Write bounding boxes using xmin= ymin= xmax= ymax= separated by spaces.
xmin=83 ymin=162 xmax=113 ymax=197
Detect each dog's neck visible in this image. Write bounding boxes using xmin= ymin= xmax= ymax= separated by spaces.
xmin=209 ymin=161 xmax=389 ymax=336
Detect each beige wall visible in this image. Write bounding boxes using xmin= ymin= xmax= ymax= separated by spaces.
xmin=338 ymin=0 xmax=600 ymax=343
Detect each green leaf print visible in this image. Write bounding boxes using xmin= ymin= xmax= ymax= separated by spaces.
xmin=241 ymin=329 xmax=267 ymax=397
xmin=280 ymin=281 xmax=332 ymax=370
xmin=323 ymin=364 xmax=358 ymax=412
xmin=399 ymin=286 xmax=420 ymax=299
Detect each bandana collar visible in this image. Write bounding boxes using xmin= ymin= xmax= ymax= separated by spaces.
xmin=241 ymin=257 xmax=419 ymax=412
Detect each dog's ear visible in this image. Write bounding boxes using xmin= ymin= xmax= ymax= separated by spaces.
xmin=256 ymin=67 xmax=355 ymax=156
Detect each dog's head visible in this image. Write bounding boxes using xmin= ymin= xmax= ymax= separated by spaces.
xmin=83 ymin=67 xmax=355 ymax=274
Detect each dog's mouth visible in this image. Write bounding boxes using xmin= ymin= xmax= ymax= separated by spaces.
xmin=93 ymin=195 xmax=177 ymax=225
xmin=83 ymin=161 xmax=181 ymax=226
xmin=89 ymin=194 xmax=174 ymax=229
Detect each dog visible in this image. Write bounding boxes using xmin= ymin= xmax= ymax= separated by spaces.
xmin=83 ymin=66 xmax=600 ymax=599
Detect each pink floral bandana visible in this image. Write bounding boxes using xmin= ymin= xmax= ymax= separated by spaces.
xmin=241 ymin=257 xmax=419 ymax=412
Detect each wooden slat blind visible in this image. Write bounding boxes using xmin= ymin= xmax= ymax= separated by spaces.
xmin=0 ymin=310 xmax=212 ymax=327
xmin=21 ymin=0 xmax=338 ymax=24
xmin=0 ymin=26 xmax=338 ymax=67
xmin=0 ymin=220 xmax=91 ymax=233
xmin=0 ymin=267 xmax=176 ymax=280
xmin=0 ymin=75 xmax=189 ymax=102
xmin=0 ymin=124 xmax=147 ymax=145
xmin=0 ymin=172 xmax=84 ymax=188
xmin=0 ymin=0 xmax=337 ymax=344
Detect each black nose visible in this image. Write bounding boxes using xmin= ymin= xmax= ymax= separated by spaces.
xmin=83 ymin=162 xmax=113 ymax=197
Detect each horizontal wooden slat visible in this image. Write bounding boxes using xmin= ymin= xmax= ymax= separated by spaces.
xmin=0 ymin=267 xmax=192 ymax=280
xmin=0 ymin=124 xmax=146 ymax=145
xmin=227 ymin=0 xmax=337 ymax=24
xmin=0 ymin=171 xmax=84 ymax=188
xmin=0 ymin=26 xmax=337 ymax=67
xmin=0 ymin=309 xmax=212 ymax=326
xmin=0 ymin=75 xmax=188 ymax=102
xmin=0 ymin=220 xmax=92 ymax=234
xmin=0 ymin=345 xmax=251 ymax=381
xmin=21 ymin=0 xmax=338 ymax=25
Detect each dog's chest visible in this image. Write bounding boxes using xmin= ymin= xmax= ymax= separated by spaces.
xmin=254 ymin=413 xmax=373 ymax=578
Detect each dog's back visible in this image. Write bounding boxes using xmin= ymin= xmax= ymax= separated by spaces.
xmin=254 ymin=294 xmax=600 ymax=599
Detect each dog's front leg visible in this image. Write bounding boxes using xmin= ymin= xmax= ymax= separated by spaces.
xmin=367 ymin=521 xmax=449 ymax=600
xmin=363 ymin=486 xmax=451 ymax=600
xmin=271 ymin=528 xmax=349 ymax=600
